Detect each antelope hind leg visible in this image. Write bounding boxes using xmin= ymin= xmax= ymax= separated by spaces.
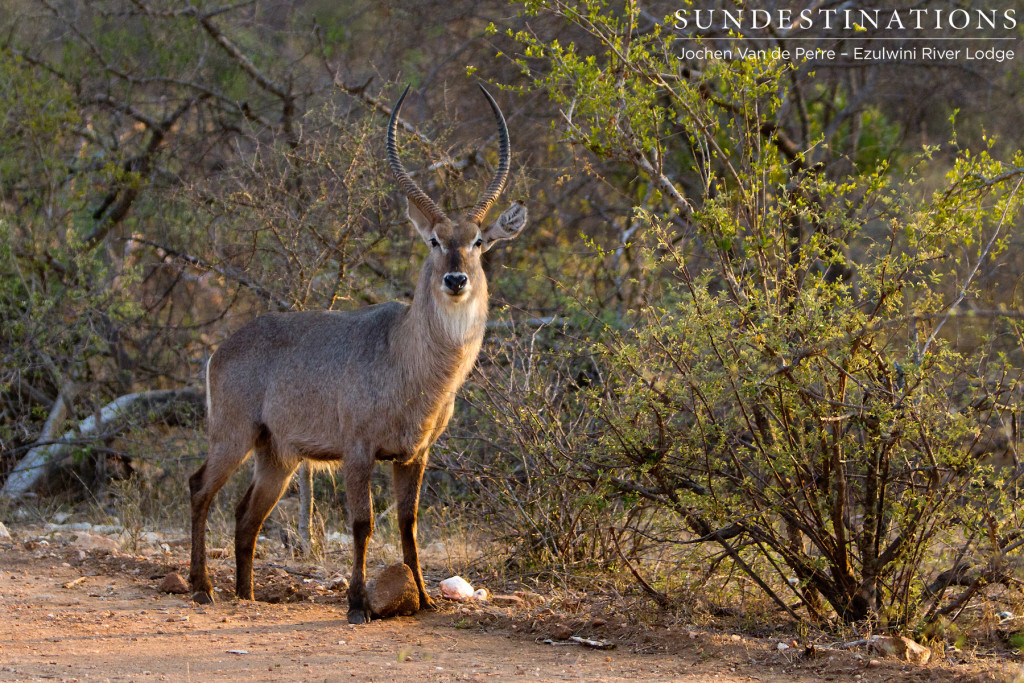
xmin=188 ymin=463 xmax=217 ymax=604
xmin=189 ymin=437 xmax=251 ymax=604
xmin=234 ymin=451 xmax=296 ymax=600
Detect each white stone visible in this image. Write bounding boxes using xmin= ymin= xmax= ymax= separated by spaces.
xmin=439 ymin=575 xmax=475 ymax=601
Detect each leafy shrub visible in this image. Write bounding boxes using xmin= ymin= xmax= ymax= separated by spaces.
xmin=454 ymin=0 xmax=1024 ymax=626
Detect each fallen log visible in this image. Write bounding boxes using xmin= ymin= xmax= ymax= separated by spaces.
xmin=1 ymin=388 xmax=203 ymax=499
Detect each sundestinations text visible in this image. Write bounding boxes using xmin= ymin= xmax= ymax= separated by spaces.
xmin=673 ymin=8 xmax=1017 ymax=32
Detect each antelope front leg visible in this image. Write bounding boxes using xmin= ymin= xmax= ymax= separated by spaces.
xmin=394 ymin=457 xmax=435 ymax=610
xmin=344 ymin=457 xmax=374 ymax=624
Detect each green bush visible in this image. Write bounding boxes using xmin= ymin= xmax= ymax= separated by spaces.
xmin=460 ymin=0 xmax=1024 ymax=626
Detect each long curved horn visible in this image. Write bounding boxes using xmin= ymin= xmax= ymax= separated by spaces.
xmin=465 ymin=84 xmax=510 ymax=225
xmin=387 ymin=85 xmax=447 ymax=226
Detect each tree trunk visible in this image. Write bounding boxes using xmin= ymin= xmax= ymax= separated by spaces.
xmin=1 ymin=388 xmax=203 ymax=499
xmin=297 ymin=461 xmax=315 ymax=556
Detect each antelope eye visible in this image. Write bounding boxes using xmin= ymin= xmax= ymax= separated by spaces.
xmin=474 ymin=238 xmax=484 ymax=248
xmin=429 ymin=237 xmax=440 ymax=249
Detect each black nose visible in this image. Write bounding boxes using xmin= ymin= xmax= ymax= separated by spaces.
xmin=443 ymin=273 xmax=468 ymax=293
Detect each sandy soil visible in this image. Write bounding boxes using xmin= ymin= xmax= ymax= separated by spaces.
xmin=0 ymin=529 xmax=1013 ymax=682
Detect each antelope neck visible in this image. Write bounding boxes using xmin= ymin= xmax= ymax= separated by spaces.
xmin=394 ymin=271 xmax=486 ymax=368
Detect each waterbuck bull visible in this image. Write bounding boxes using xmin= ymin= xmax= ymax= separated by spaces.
xmin=188 ymin=84 xmax=527 ymax=623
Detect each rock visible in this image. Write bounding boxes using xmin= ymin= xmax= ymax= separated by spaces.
xmin=325 ymin=531 xmax=352 ymax=546
xmin=472 ymin=588 xmax=490 ymax=602
xmin=550 ymin=623 xmax=573 ymax=640
xmin=491 ymin=594 xmax=525 ymax=607
xmin=157 ymin=573 xmax=190 ymax=594
xmin=0 ymin=521 xmax=11 ymax=540
xmin=591 ymin=617 xmax=607 ymax=627
xmin=439 ymin=576 xmax=475 ymax=601
xmin=868 ymin=638 xmax=895 ymax=657
xmin=72 ymin=532 xmax=120 ymax=552
xmin=513 ymin=590 xmax=545 ymax=605
xmin=368 ymin=564 xmax=419 ymax=618
xmin=326 ymin=574 xmax=349 ymax=592
xmin=141 ymin=532 xmax=163 ymax=546
xmin=892 ymin=636 xmax=931 ymax=665
xmin=871 ymin=636 xmax=931 ymax=665
xmin=263 ymin=583 xmax=299 ymax=604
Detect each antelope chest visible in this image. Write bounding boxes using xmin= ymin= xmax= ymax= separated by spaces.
xmin=379 ymin=396 xmax=456 ymax=462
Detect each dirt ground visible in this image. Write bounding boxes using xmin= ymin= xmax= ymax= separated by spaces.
xmin=0 ymin=526 xmax=1018 ymax=682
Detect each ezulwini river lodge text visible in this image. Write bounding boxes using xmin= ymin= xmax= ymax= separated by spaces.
xmin=679 ymin=46 xmax=1016 ymax=64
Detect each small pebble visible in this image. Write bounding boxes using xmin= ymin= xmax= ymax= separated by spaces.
xmin=550 ymin=623 xmax=573 ymax=640
xmin=157 ymin=573 xmax=189 ymax=595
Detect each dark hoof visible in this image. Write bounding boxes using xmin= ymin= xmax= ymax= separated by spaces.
xmin=192 ymin=590 xmax=215 ymax=605
xmin=420 ymin=595 xmax=437 ymax=611
xmin=347 ymin=608 xmax=372 ymax=625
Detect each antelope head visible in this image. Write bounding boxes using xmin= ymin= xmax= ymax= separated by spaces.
xmin=387 ymin=85 xmax=528 ymax=309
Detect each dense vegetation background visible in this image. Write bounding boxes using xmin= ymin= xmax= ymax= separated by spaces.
xmin=2 ymin=0 xmax=1023 ymax=635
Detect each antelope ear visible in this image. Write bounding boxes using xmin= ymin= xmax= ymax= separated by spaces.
xmin=405 ymin=198 xmax=436 ymax=244
xmin=481 ymin=202 xmax=527 ymax=251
